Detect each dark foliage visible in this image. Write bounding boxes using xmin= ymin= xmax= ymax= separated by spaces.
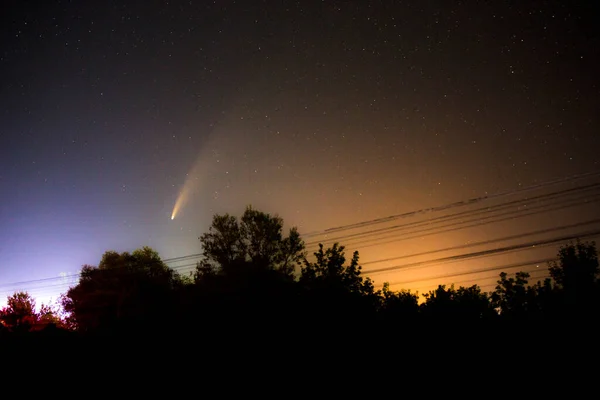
xmin=3 ymin=208 xmax=599 ymax=352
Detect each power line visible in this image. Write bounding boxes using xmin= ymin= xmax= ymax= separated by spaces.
xmin=0 ymin=260 xmax=202 ymax=300
xmin=0 ymin=256 xmax=203 ymax=292
xmin=408 ymin=268 xmax=552 ymax=295
xmin=297 ymin=185 xmax=600 ymax=271
xmin=347 ymin=192 xmax=600 ymax=250
xmin=382 ymin=258 xmax=555 ymax=289
xmin=162 ymin=253 xmax=203 ymax=263
xmin=361 ymin=218 xmax=600 ymax=266
xmin=362 ymin=230 xmax=600 ymax=275
xmin=305 ymin=182 xmax=600 ymax=247
xmin=332 ymin=188 xmax=600 ymax=248
xmin=424 ymin=269 xmax=551 ymax=291
xmin=300 ymin=170 xmax=600 ymax=238
xmin=382 ymin=260 xmax=555 ymax=294
xmin=300 ymin=183 xmax=600 ymax=272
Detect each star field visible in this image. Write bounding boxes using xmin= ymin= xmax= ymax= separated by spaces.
xmin=0 ymin=1 xmax=598 ymax=305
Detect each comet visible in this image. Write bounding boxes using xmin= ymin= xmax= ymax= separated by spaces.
xmin=170 ymin=103 xmax=232 ymax=220
xmin=170 ymin=148 xmax=210 ymax=220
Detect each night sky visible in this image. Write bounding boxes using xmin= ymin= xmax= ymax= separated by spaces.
xmin=1 ymin=1 xmax=599 ymax=307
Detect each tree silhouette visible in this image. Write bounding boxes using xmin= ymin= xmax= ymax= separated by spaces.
xmin=62 ymin=246 xmax=184 ymax=334
xmin=547 ymin=240 xmax=599 ymax=320
xmin=299 ymin=243 xmax=377 ymax=329
xmin=421 ymin=284 xmax=496 ymax=323
xmin=300 ymin=243 xmax=375 ymax=295
xmin=549 ymin=241 xmax=599 ymax=289
xmin=491 ymin=271 xmax=538 ymax=320
xmin=38 ymin=302 xmax=63 ymax=325
xmin=376 ymin=282 xmax=420 ymax=333
xmin=549 ymin=240 xmax=598 ymax=300
xmin=526 ymin=277 xmax=556 ymax=321
xmin=0 ymin=292 xmax=37 ymax=332
xmin=190 ymin=207 xmax=306 ymax=332
xmin=198 ymin=205 xmax=305 ymax=277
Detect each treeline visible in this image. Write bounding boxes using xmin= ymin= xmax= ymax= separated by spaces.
xmin=1 ymin=206 xmax=599 ymax=342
